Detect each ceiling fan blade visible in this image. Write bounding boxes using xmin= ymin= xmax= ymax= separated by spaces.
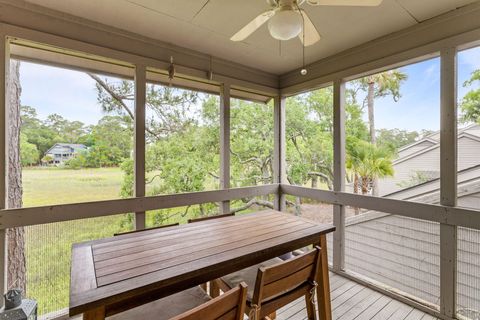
xmin=298 ymin=10 xmax=321 ymax=46
xmin=230 ymin=10 xmax=276 ymax=42
xmin=307 ymin=0 xmax=382 ymax=6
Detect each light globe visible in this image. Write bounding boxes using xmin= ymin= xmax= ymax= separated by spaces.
xmin=267 ymin=9 xmax=303 ymax=41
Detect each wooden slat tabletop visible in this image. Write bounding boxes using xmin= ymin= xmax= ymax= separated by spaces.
xmin=69 ymin=209 xmax=335 ymax=317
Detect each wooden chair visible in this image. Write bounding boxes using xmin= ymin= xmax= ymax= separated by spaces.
xmin=171 ymin=283 xmax=248 ymax=320
xmin=108 ymin=283 xmax=247 ymax=320
xmin=187 ymin=212 xmax=234 ymax=223
xmin=214 ymin=247 xmax=323 ymax=320
xmin=113 ymin=222 xmax=179 ymax=236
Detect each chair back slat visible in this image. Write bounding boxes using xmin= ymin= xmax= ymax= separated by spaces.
xmin=171 ymin=283 xmax=247 ymax=320
xmin=261 ymin=264 xmax=315 ymax=301
xmin=252 ymin=247 xmax=321 ymax=310
xmin=188 ymin=213 xmax=235 ymax=223
xmin=263 ymin=249 xmax=317 ymax=285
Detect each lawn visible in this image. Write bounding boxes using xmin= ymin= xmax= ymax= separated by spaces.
xmin=21 ymin=167 xmax=273 ymax=316
xmin=23 ymin=167 xmax=131 ymax=316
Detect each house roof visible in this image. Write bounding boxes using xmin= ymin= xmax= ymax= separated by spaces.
xmin=393 ymin=123 xmax=480 ymax=165
xmin=45 ymin=143 xmax=87 ymax=155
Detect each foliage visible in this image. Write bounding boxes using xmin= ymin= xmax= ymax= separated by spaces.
xmin=376 ymin=128 xmax=421 ymax=153
xmin=20 ymin=105 xmax=133 ymax=168
xmin=20 ymin=133 xmax=39 ymax=166
xmin=460 ymin=69 xmax=480 ymax=124
xmin=346 ymin=139 xmax=395 ymax=194
xmin=397 ymin=170 xmax=433 ymax=188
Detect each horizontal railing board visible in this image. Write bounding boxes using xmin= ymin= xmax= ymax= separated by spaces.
xmin=0 ymin=184 xmax=278 ymax=229
xmin=280 ymin=185 xmax=480 ymax=230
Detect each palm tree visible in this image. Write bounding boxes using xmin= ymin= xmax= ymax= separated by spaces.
xmin=346 ymin=140 xmax=394 ymax=200
xmin=361 ymin=70 xmax=408 ymax=144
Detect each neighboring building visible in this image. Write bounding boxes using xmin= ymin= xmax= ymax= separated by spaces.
xmin=378 ymin=123 xmax=480 ymax=196
xmin=332 ymin=123 xmax=480 ymax=317
xmin=43 ymin=143 xmax=87 ymax=165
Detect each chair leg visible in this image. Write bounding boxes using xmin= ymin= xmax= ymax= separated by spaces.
xmin=268 ymin=311 xmax=276 ymax=319
xmin=316 ymin=234 xmax=332 ymax=320
xmin=210 ymin=279 xmax=220 ymax=298
xmin=305 ymin=293 xmax=316 ymax=320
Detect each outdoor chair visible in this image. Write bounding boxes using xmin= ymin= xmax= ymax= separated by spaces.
xmin=108 ymin=283 xmax=247 ymax=320
xmin=187 ymin=212 xmax=235 ymax=223
xmin=113 ymin=222 xmax=179 ymax=236
xmin=213 ymin=247 xmax=323 ymax=320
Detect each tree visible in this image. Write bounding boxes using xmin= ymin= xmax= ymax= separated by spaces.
xmin=346 ymin=139 xmax=394 ymax=196
xmin=7 ymin=60 xmax=26 ymax=292
xmin=358 ymin=70 xmax=408 ymax=144
xmin=20 ymin=133 xmax=39 ymax=166
xmin=460 ymin=69 xmax=480 ymax=124
xmin=376 ymin=128 xmax=420 ymax=153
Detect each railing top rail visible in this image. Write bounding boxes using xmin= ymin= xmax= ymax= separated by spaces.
xmin=0 ymin=184 xmax=279 ymax=229
xmin=281 ymin=184 xmax=480 ymax=230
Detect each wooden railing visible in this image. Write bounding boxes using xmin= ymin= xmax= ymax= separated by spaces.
xmin=1 ymin=183 xmax=480 ymax=320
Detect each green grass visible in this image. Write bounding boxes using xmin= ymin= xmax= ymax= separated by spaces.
xmin=23 ymin=167 xmax=131 ymax=315
xmin=22 ymin=167 xmax=268 ymax=316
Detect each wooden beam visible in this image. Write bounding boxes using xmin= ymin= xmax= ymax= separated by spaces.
xmin=0 ymin=32 xmax=7 ymax=305
xmin=332 ymin=79 xmax=345 ymax=272
xmin=439 ymin=47 xmax=457 ymax=318
xmin=273 ymin=96 xmax=286 ymax=211
xmin=0 ymin=185 xmax=279 ymax=229
xmin=134 ymin=64 xmax=146 ymax=230
xmin=220 ymin=83 xmax=230 ymax=214
xmin=280 ymin=185 xmax=480 ymax=230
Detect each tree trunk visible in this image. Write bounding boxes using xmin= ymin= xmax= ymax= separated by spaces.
xmin=6 ymin=60 xmax=26 ymax=292
xmin=367 ymin=80 xmax=379 ymax=196
xmin=361 ymin=176 xmax=370 ymax=195
xmin=294 ymin=197 xmax=301 ymax=216
xmin=311 ymin=176 xmax=318 ymax=189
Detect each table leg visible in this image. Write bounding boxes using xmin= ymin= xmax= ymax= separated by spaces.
xmin=83 ymin=306 xmax=106 ymax=320
xmin=316 ymin=234 xmax=332 ymax=320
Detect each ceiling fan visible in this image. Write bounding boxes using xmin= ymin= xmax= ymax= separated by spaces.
xmin=231 ymin=0 xmax=384 ymax=46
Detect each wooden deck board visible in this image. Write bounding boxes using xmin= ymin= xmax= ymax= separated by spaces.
xmin=274 ymin=272 xmax=438 ymax=320
xmin=68 ymin=271 xmax=438 ymax=320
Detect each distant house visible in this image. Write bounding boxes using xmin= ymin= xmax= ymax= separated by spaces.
xmin=43 ymin=143 xmax=87 ymax=165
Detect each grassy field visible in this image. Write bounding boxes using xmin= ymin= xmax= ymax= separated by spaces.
xmin=22 ymin=167 xmax=273 ymax=316
xmin=23 ymin=167 xmax=130 ymax=316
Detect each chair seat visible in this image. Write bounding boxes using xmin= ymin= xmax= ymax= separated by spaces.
xmin=107 ymin=286 xmax=211 ymax=320
xmin=221 ymin=257 xmax=283 ymax=300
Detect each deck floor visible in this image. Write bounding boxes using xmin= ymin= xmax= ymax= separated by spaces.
xmin=276 ymin=272 xmax=438 ymax=320
xmin=68 ymin=272 xmax=437 ymax=320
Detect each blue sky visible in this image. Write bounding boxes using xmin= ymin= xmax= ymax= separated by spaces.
xmin=19 ymin=46 xmax=480 ymax=131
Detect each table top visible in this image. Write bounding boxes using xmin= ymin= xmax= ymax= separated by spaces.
xmin=69 ymin=209 xmax=335 ymax=316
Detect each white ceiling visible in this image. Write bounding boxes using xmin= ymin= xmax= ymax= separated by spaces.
xmin=24 ymin=0 xmax=478 ymax=75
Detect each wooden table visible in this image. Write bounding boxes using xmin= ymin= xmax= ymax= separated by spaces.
xmin=69 ymin=209 xmax=335 ymax=319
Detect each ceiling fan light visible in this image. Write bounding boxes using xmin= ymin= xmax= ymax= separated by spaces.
xmin=268 ymin=9 xmax=303 ymax=41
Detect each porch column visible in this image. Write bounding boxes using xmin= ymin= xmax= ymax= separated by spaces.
xmin=273 ymin=95 xmax=286 ymax=211
xmin=220 ymin=83 xmax=231 ymax=214
xmin=439 ymin=47 xmax=457 ymax=318
xmin=134 ymin=64 xmax=146 ymax=230
xmin=333 ymin=80 xmax=346 ymax=271
xmin=0 ymin=34 xmax=8 ymax=304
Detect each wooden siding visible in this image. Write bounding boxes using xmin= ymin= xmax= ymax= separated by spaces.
xmin=397 ymin=140 xmax=435 ymax=159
